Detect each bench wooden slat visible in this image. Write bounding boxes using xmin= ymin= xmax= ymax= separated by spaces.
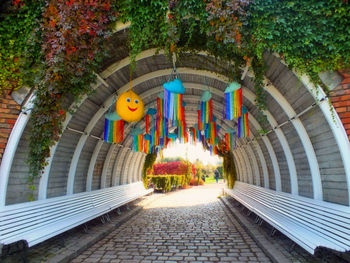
xmin=225 ymin=182 xmax=350 ymax=254
xmin=0 ymin=182 xmax=153 ymax=249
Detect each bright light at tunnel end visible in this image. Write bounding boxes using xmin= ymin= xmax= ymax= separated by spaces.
xmin=159 ymin=140 xmax=222 ymax=165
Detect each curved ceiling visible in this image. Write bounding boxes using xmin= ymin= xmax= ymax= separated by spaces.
xmin=2 ymin=28 xmax=350 ymax=209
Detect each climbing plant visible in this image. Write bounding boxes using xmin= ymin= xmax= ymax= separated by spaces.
xmin=0 ymin=0 xmax=44 ymax=94
xmin=0 ymin=0 xmax=349 ymax=190
xmin=27 ymin=0 xmax=118 ymax=192
xmin=247 ymin=0 xmax=350 ymax=91
xmin=223 ymin=150 xmax=236 ymax=189
xmin=142 ymin=153 xmax=157 ymax=188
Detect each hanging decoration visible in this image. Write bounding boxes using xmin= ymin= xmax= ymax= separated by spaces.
xmin=200 ymin=90 xmax=213 ymax=124
xmin=163 ymin=76 xmax=185 ymax=124
xmin=131 ymin=127 xmax=144 ymax=152
xmin=224 ymin=128 xmax=236 ymax=151
xmin=197 ymin=105 xmax=203 ymax=131
xmin=224 ymin=81 xmax=242 ymax=120
xmin=238 ymin=106 xmax=249 ymax=138
xmin=156 ymin=92 xmax=168 ymax=138
xmin=190 ymin=124 xmax=201 ymax=144
xmin=104 ymin=111 xmax=124 ymax=144
xmin=167 ymin=133 xmax=177 ymax=145
xmin=144 ymin=134 xmax=152 ymax=154
xmin=116 ymin=89 xmax=144 ymax=122
xmin=205 ymin=122 xmax=218 ymax=146
xmin=145 ymin=108 xmax=157 ymax=134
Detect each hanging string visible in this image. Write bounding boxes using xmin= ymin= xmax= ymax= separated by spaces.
xmin=129 ymin=71 xmax=133 ymax=91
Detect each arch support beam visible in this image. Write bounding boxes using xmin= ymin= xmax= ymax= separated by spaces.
xmin=265 ymin=78 xmax=322 ymax=200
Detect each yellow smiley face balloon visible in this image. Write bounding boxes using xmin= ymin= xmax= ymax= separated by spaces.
xmin=116 ymin=90 xmax=144 ymax=122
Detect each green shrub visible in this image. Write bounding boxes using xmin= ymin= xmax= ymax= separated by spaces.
xmin=147 ymin=174 xmax=186 ymax=192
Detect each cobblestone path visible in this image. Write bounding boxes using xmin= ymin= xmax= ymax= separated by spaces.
xmin=72 ymin=184 xmax=271 ymax=263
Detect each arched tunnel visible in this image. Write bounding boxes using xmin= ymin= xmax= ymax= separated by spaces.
xmin=1 ymin=24 xmax=350 ymax=260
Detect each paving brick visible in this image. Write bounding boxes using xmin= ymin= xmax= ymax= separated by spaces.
xmin=71 ymin=185 xmax=272 ymax=263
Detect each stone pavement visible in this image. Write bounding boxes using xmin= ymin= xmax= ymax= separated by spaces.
xmin=71 ymin=183 xmax=272 ymax=263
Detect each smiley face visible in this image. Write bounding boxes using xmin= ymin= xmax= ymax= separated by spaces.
xmin=116 ymin=90 xmax=144 ymax=122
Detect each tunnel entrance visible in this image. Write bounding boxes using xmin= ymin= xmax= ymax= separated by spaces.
xmin=1 ymin=1 xmax=350 ymax=261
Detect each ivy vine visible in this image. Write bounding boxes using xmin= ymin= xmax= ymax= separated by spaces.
xmin=0 ymin=0 xmax=349 ymax=194
xmin=142 ymin=153 xmax=157 ymax=188
xmin=0 ymin=0 xmax=44 ymax=94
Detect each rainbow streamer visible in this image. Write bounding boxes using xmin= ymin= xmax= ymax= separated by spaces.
xmin=225 ymin=130 xmax=235 ymax=151
xmin=144 ymin=134 xmax=152 ymax=154
xmin=197 ymin=109 xmax=203 ymax=130
xmin=238 ymin=106 xmax=249 ymax=138
xmin=145 ymin=114 xmax=150 ymax=134
xmin=164 ymin=89 xmax=184 ymax=122
xmin=205 ymin=122 xmax=218 ymax=146
xmin=157 ymin=96 xmax=164 ymax=119
xmin=133 ymin=134 xmax=144 ymax=152
xmin=201 ymin=99 xmax=213 ymax=123
xmin=200 ymin=91 xmax=213 ymax=123
xmin=224 ymin=82 xmax=242 ymax=120
xmin=104 ymin=112 xmax=124 ymax=144
xmin=191 ymin=127 xmax=197 ymax=144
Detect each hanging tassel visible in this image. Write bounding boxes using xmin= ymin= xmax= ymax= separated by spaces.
xmin=238 ymin=106 xmax=249 ymax=138
xmin=145 ymin=115 xmax=150 ymax=134
xmin=104 ymin=112 xmax=124 ymax=144
xmin=225 ymin=129 xmax=235 ymax=151
xmin=197 ymin=109 xmax=203 ymax=130
xmin=133 ymin=134 xmax=144 ymax=152
xmin=224 ymin=82 xmax=242 ymax=120
xmin=163 ymin=79 xmax=185 ymax=122
xmin=200 ymin=90 xmax=213 ymax=123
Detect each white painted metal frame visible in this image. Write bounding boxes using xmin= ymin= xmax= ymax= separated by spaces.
xmin=120 ymin=150 xmax=132 ymax=185
xmin=86 ymin=139 xmax=104 ymax=191
xmin=265 ymin=78 xmax=322 ymax=200
xmin=252 ymin=140 xmax=269 ymax=188
xmin=0 ymin=94 xmax=35 ymax=207
xmin=298 ymin=74 xmax=350 ymax=205
xmin=128 ymin=153 xmax=139 ymax=183
xmin=112 ymin=147 xmax=129 ymax=186
xmin=100 ymin=144 xmax=116 ymax=188
xmin=245 ymin=142 xmax=261 ymax=186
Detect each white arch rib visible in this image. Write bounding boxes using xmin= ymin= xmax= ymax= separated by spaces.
xmin=264 ymin=78 xmax=322 ymax=200
xmin=0 ymin=94 xmax=35 ymax=207
xmin=298 ymin=74 xmax=350 ymax=205
xmin=245 ymin=142 xmax=261 ymax=186
xmin=101 ymin=144 xmax=116 ymax=188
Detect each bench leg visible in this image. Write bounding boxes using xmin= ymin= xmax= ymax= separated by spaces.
xmin=254 ymin=215 xmax=259 ymax=223
xmin=100 ymin=216 xmax=106 ymax=224
xmin=126 ymin=204 xmax=130 ymax=211
xmin=270 ymin=227 xmax=276 ymax=237
xmin=288 ymin=242 xmax=296 ymax=252
xmin=246 ymin=210 xmax=252 ymax=216
xmin=117 ymin=207 xmax=122 ymax=215
xmin=258 ymin=218 xmax=263 ymax=226
xmin=105 ymin=213 xmax=111 ymax=222
xmin=18 ymin=241 xmax=28 ymax=263
xmin=83 ymin=223 xmax=89 ymax=233
xmin=57 ymin=235 xmax=65 ymax=248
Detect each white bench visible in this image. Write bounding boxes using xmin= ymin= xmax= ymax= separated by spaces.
xmin=224 ymin=182 xmax=350 ymax=255
xmin=0 ymin=182 xmax=153 ymax=253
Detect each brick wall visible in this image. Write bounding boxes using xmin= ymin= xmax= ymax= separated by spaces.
xmin=330 ymin=70 xmax=350 ymax=140
xmin=0 ymin=93 xmax=21 ymax=164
